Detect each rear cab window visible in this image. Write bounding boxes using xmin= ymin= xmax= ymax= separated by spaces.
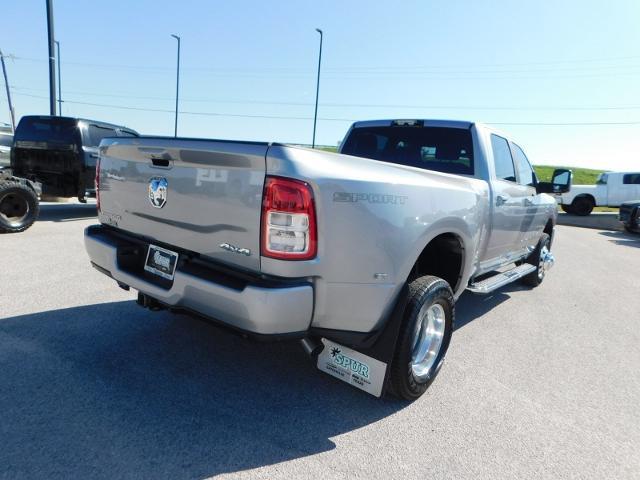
xmin=340 ymin=125 xmax=474 ymax=176
xmin=14 ymin=117 xmax=80 ymax=145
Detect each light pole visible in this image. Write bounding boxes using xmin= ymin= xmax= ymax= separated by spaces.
xmin=55 ymin=40 xmax=62 ymax=115
xmin=312 ymin=28 xmax=323 ymax=148
xmin=46 ymin=0 xmax=57 ymax=116
xmin=171 ymin=34 xmax=181 ymax=137
xmin=0 ymin=49 xmax=16 ymax=132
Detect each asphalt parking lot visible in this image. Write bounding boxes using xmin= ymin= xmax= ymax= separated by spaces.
xmin=1 ymin=203 xmax=639 ymax=480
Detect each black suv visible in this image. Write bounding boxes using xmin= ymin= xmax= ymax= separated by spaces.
xmin=11 ymin=116 xmax=138 ymax=201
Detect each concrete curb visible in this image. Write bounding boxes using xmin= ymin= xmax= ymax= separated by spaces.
xmin=557 ymin=212 xmax=622 ymax=231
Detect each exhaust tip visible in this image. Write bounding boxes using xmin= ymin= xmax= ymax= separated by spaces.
xmin=300 ymin=338 xmax=323 ymax=358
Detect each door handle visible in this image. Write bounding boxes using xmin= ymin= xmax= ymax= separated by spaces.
xmin=496 ymin=195 xmax=507 ymax=206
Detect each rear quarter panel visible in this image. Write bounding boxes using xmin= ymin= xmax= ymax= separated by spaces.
xmin=263 ymin=145 xmax=489 ymax=332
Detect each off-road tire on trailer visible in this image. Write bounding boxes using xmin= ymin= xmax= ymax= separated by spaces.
xmin=521 ymin=233 xmax=551 ymax=287
xmin=0 ymin=180 xmax=40 ymax=233
xmin=570 ymin=196 xmax=594 ymax=216
xmin=389 ymin=275 xmax=454 ymax=400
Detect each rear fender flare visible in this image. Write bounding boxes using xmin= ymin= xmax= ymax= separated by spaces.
xmin=398 ymin=217 xmax=475 ymax=298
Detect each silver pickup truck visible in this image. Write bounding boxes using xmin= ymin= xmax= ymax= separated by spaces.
xmin=84 ymin=119 xmax=571 ymax=400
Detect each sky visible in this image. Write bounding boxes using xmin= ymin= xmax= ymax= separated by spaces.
xmin=1 ymin=0 xmax=639 ymax=170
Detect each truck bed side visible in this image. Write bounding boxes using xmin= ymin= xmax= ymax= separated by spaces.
xmin=263 ymin=145 xmax=490 ymax=332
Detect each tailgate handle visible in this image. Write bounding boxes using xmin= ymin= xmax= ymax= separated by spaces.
xmin=139 ymin=147 xmax=173 ymax=168
xmin=151 ymin=158 xmax=171 ymax=168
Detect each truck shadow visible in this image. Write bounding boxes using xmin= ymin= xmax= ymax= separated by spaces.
xmin=0 ymin=301 xmax=407 ymax=479
xmin=454 ymin=286 xmax=525 ymax=331
xmin=598 ymin=230 xmax=640 ymax=248
xmin=37 ymin=202 xmax=97 ymax=222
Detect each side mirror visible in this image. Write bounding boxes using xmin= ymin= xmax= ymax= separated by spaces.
xmin=536 ymin=168 xmax=572 ymax=194
xmin=551 ymin=168 xmax=572 ymax=193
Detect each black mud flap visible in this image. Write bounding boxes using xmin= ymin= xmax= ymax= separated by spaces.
xmin=311 ymin=284 xmax=409 ymax=398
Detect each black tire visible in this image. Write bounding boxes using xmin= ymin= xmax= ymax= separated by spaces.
xmin=626 ymin=208 xmax=640 ymax=234
xmin=560 ymin=204 xmax=575 ymax=214
xmin=624 ymin=223 xmax=640 ymax=234
xmin=389 ymin=275 xmax=454 ymax=401
xmin=521 ymin=233 xmax=551 ymax=287
xmin=571 ymin=196 xmax=594 ymax=216
xmin=0 ymin=181 xmax=40 ymax=233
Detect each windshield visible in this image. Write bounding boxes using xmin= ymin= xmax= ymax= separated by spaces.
xmin=14 ymin=117 xmax=79 ymax=144
xmin=341 ymin=126 xmax=474 ymax=175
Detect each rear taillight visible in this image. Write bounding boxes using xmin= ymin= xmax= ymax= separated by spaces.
xmin=95 ymin=156 xmax=101 ymax=213
xmin=261 ymin=176 xmax=317 ymax=260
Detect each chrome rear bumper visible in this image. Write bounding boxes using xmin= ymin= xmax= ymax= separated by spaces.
xmin=84 ymin=225 xmax=314 ymax=335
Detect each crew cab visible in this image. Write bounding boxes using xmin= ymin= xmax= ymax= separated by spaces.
xmin=11 ymin=116 xmax=138 ymax=202
xmin=559 ymin=171 xmax=640 ymax=216
xmin=84 ymin=119 xmax=571 ymax=400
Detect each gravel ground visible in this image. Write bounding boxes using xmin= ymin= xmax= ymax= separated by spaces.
xmin=1 ymin=203 xmax=639 ymax=480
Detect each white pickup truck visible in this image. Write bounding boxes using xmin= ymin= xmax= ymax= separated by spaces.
xmin=559 ymin=171 xmax=640 ymax=216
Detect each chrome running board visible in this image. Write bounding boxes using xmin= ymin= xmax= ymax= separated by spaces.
xmin=467 ymin=264 xmax=536 ymax=294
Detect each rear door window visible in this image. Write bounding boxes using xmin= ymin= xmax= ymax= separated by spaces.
xmin=117 ymin=129 xmax=137 ymax=138
xmin=491 ymin=134 xmax=516 ymax=182
xmin=511 ymin=143 xmax=536 ymax=187
xmin=87 ymin=125 xmax=118 ymax=147
xmin=341 ymin=126 xmax=474 ymax=175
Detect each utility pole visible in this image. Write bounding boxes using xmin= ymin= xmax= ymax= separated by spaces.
xmin=46 ymin=0 xmax=57 ymax=116
xmin=312 ymin=28 xmax=323 ymax=148
xmin=55 ymin=40 xmax=62 ymax=115
xmin=0 ymin=50 xmax=16 ymax=132
xmin=171 ymin=34 xmax=181 ymax=137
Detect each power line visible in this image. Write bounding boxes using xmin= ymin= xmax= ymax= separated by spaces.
xmin=12 ymin=92 xmax=354 ymax=121
xmin=12 ymin=92 xmax=640 ymax=126
xmin=8 ymin=56 xmax=640 ymax=83
xmin=11 ymin=87 xmax=640 ymax=111
xmin=10 ymin=53 xmax=640 ymax=72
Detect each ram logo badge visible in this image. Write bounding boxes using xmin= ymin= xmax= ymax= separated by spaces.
xmin=148 ymin=177 xmax=168 ymax=208
xmin=219 ymin=243 xmax=251 ymax=256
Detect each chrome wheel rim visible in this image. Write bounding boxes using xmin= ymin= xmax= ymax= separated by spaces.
xmin=410 ymin=303 xmax=446 ymax=380
xmin=538 ymin=245 xmax=549 ymax=280
xmin=0 ymin=193 xmax=30 ymax=227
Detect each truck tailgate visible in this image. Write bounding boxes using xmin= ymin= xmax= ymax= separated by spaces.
xmin=98 ymin=137 xmax=268 ymax=272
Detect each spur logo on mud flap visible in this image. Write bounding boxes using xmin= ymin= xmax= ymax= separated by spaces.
xmin=330 ymin=347 xmax=370 ymax=379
